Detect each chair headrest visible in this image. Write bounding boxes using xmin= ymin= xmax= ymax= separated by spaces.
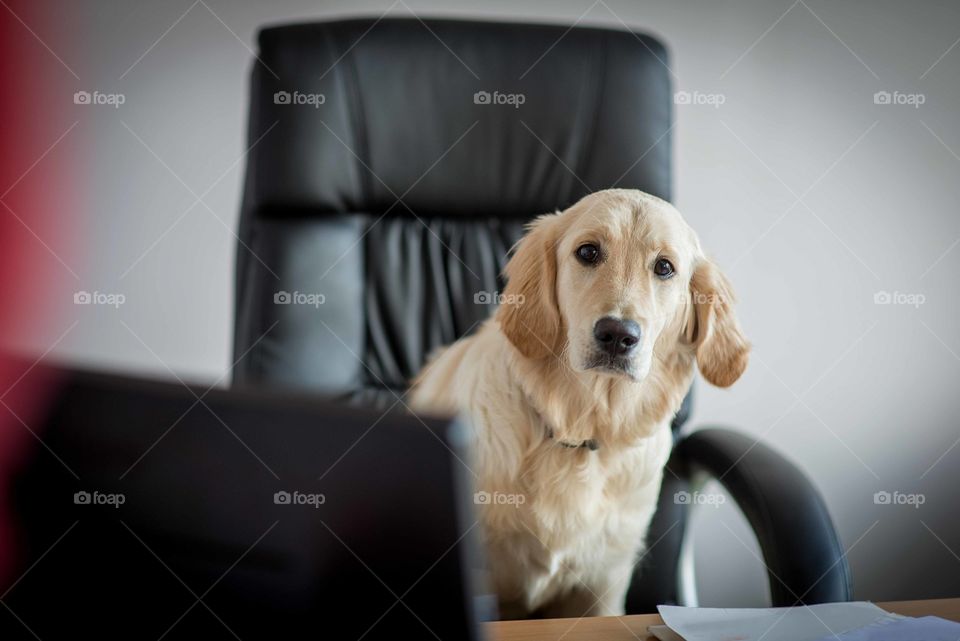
xmin=245 ymin=17 xmax=673 ymax=219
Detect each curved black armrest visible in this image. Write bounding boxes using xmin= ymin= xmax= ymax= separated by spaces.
xmin=674 ymin=428 xmax=852 ymax=605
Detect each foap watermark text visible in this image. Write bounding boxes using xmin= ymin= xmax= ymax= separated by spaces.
xmin=473 ymin=90 xmax=525 ymax=108
xmin=74 ymin=90 xmax=125 ymax=108
xmin=874 ymin=91 xmax=925 ymax=108
xmin=474 ymin=490 xmax=526 ymax=507
xmin=274 ymin=91 xmax=326 ymax=108
xmin=874 ymin=490 xmax=925 ymax=508
xmin=74 ymin=290 xmax=125 ymax=308
xmin=274 ymin=291 xmax=325 ymax=308
xmin=874 ymin=290 xmax=925 ymax=308
xmin=674 ymin=490 xmax=726 ymax=507
xmin=474 ymin=291 xmax=525 ymax=305
xmin=674 ymin=91 xmax=725 ymax=108
xmin=74 ymin=490 xmax=126 ymax=508
xmin=274 ymin=490 xmax=325 ymax=508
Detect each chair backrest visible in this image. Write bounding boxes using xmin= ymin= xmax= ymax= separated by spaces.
xmin=233 ymin=17 xmax=688 ymax=612
xmin=233 ymin=17 xmax=673 ymax=398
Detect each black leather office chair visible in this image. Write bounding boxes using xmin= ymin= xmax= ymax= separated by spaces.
xmin=232 ymin=17 xmax=852 ymax=613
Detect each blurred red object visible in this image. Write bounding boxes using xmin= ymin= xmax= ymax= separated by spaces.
xmin=0 ymin=0 xmax=77 ymax=586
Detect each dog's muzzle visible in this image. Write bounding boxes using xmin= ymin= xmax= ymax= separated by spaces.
xmin=587 ymin=317 xmax=640 ymax=375
xmin=593 ymin=317 xmax=641 ymax=356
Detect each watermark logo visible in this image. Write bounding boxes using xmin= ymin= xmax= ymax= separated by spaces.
xmin=873 ymin=91 xmax=925 ymax=108
xmin=674 ymin=490 xmax=726 ymax=507
xmin=873 ymin=290 xmax=925 ymax=308
xmin=474 ymin=490 xmax=526 ymax=507
xmin=473 ymin=90 xmax=526 ymax=109
xmin=674 ymin=90 xmax=726 ymax=108
xmin=74 ymin=290 xmax=126 ymax=308
xmin=691 ymin=291 xmax=731 ymax=305
xmin=474 ymin=291 xmax=525 ymax=305
xmin=274 ymin=290 xmax=325 ymax=308
xmin=273 ymin=90 xmax=326 ymax=108
xmin=274 ymin=490 xmax=325 ymax=508
xmin=74 ymin=490 xmax=125 ymax=508
xmin=874 ymin=490 xmax=925 ymax=508
xmin=74 ymin=90 xmax=125 ymax=108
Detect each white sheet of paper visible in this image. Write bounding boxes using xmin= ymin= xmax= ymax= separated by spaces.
xmin=812 ymin=615 xmax=960 ymax=641
xmin=656 ymin=601 xmax=900 ymax=641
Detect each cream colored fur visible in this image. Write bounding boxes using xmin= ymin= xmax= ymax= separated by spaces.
xmin=410 ymin=189 xmax=749 ymax=619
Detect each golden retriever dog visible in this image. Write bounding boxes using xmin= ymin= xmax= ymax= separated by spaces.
xmin=409 ymin=189 xmax=748 ymax=619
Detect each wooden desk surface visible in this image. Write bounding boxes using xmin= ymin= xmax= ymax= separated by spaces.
xmin=485 ymin=598 xmax=960 ymax=641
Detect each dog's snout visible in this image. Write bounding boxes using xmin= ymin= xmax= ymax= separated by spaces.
xmin=593 ymin=317 xmax=641 ymax=356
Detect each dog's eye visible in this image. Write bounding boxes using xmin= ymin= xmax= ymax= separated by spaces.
xmin=654 ymin=258 xmax=675 ymax=279
xmin=576 ymin=243 xmax=601 ymax=265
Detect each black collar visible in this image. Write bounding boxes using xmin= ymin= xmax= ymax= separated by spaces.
xmin=523 ymin=389 xmax=600 ymax=451
xmin=545 ymin=426 xmax=599 ymax=451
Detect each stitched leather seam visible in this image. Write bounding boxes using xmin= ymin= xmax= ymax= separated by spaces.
xmin=337 ymin=24 xmax=373 ymax=207
xmin=334 ymin=24 xmax=373 ymax=388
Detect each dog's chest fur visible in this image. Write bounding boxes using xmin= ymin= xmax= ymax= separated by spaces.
xmin=482 ymin=420 xmax=672 ymax=613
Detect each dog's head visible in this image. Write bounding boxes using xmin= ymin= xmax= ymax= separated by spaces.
xmin=496 ymin=189 xmax=749 ymax=388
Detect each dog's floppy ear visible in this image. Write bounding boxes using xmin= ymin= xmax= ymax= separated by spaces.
xmin=496 ymin=214 xmax=562 ymax=359
xmin=684 ymin=258 xmax=750 ymax=387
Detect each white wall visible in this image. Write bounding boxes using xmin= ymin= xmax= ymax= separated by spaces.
xmin=10 ymin=0 xmax=960 ymax=605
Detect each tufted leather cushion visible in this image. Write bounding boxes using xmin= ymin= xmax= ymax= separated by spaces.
xmin=233 ymin=18 xmax=674 ymax=413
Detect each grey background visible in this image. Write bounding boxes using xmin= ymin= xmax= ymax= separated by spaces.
xmin=6 ymin=0 xmax=959 ymax=605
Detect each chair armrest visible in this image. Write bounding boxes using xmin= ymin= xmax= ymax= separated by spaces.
xmin=673 ymin=427 xmax=852 ymax=605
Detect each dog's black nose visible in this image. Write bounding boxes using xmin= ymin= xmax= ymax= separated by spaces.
xmin=593 ymin=317 xmax=641 ymax=356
